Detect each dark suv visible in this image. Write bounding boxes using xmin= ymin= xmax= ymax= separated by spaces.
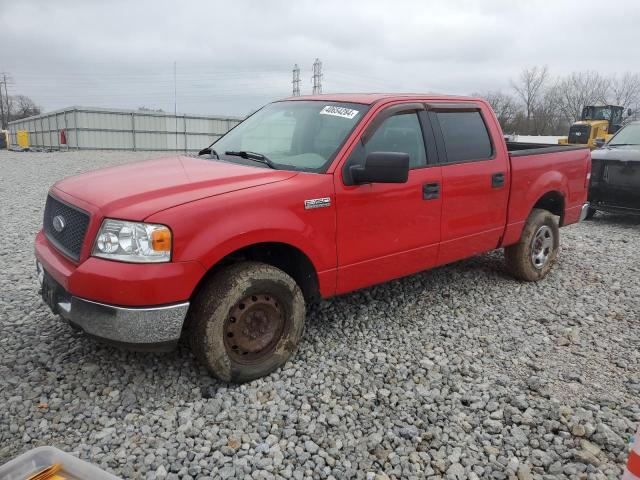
xmin=587 ymin=121 xmax=640 ymax=218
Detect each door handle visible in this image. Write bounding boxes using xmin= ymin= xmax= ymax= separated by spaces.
xmin=492 ymin=172 xmax=505 ymax=188
xmin=423 ymin=182 xmax=440 ymax=200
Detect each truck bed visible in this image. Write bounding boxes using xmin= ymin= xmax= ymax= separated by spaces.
xmin=506 ymin=141 xmax=588 ymax=157
xmin=500 ymin=142 xmax=592 ymax=247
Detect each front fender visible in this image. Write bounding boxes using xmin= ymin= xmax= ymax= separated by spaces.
xmin=195 ymin=222 xmax=331 ymax=275
xmin=145 ymin=174 xmax=337 ymax=294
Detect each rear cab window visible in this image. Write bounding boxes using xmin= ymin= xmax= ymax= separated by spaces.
xmin=433 ymin=111 xmax=493 ymax=163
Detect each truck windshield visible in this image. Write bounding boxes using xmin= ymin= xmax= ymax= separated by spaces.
xmin=608 ymin=123 xmax=640 ymax=146
xmin=210 ymin=101 xmax=368 ymax=172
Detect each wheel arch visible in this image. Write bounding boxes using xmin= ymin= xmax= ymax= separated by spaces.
xmin=532 ymin=190 xmax=566 ymax=225
xmin=503 ymin=186 xmax=568 ymax=247
xmin=190 ymin=241 xmax=321 ymax=309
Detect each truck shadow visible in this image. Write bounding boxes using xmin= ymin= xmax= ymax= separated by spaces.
xmin=588 ymin=213 xmax=640 ymax=228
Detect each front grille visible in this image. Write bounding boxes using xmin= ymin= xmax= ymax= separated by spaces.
xmin=43 ymin=195 xmax=90 ymax=261
xmin=568 ymin=124 xmax=591 ymax=144
xmin=605 ymin=163 xmax=640 ymax=187
xmin=590 ymin=158 xmax=603 ymax=182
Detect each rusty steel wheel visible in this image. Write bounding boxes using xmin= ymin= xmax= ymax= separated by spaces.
xmin=223 ymin=294 xmax=289 ymax=363
xmin=189 ymin=262 xmax=306 ymax=383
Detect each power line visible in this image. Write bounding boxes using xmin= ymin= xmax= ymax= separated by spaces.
xmin=312 ymin=58 xmax=323 ymax=95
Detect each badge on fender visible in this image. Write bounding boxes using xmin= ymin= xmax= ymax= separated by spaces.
xmin=304 ymin=197 xmax=331 ymax=209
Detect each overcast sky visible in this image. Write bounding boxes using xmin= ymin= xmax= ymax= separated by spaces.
xmin=1 ymin=0 xmax=639 ymax=117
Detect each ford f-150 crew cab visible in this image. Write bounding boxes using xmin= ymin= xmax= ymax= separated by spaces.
xmin=35 ymin=94 xmax=592 ymax=382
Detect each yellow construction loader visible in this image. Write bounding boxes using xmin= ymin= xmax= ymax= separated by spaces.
xmin=559 ymin=105 xmax=625 ymax=149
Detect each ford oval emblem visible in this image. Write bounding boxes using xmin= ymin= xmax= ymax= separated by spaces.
xmin=52 ymin=215 xmax=66 ymax=232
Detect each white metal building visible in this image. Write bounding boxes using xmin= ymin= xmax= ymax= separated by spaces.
xmin=7 ymin=106 xmax=242 ymax=151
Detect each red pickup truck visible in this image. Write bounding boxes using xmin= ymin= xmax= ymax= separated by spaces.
xmin=35 ymin=94 xmax=591 ymax=382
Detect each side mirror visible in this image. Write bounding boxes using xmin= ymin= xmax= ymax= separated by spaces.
xmin=594 ymin=138 xmax=606 ymax=148
xmin=350 ymin=152 xmax=410 ymax=184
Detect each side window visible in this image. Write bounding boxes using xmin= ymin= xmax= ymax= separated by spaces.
xmin=365 ymin=113 xmax=427 ymax=168
xmin=435 ymin=111 xmax=493 ymax=163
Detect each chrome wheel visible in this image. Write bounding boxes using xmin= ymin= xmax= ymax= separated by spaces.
xmin=531 ymin=225 xmax=554 ymax=269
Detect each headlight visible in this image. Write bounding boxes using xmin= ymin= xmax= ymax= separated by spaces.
xmin=92 ymin=219 xmax=172 ymax=263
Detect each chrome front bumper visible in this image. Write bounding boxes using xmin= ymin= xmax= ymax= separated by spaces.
xmin=58 ymin=297 xmax=189 ymax=348
xmin=579 ymin=202 xmax=591 ymax=222
xmin=37 ymin=262 xmax=188 ymax=350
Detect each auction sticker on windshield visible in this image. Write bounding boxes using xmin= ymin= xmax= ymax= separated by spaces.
xmin=319 ymin=105 xmax=359 ymax=119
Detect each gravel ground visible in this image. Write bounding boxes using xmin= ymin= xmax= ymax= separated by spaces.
xmin=0 ymin=149 xmax=638 ymax=480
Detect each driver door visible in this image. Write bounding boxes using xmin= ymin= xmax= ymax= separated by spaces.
xmin=334 ymin=104 xmax=442 ymax=294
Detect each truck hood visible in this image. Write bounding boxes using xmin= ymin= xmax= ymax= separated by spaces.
xmin=592 ymin=146 xmax=640 ymax=163
xmin=53 ymin=156 xmax=298 ymax=220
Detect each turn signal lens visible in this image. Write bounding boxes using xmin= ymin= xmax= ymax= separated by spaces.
xmin=151 ymin=228 xmax=172 ymax=252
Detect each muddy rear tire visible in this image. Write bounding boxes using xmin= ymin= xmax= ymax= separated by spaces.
xmin=188 ymin=262 xmax=305 ymax=383
xmin=505 ymin=208 xmax=559 ymax=282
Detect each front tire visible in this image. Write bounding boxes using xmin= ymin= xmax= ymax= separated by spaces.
xmin=189 ymin=262 xmax=305 ymax=383
xmin=505 ymin=208 xmax=559 ymax=282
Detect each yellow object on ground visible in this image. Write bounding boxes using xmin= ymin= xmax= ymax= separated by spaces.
xmin=17 ymin=130 xmax=30 ymax=148
xmin=28 ymin=463 xmax=66 ymax=480
xmin=0 ymin=446 xmax=119 ymax=480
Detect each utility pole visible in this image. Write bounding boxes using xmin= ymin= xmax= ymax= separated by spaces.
xmin=292 ymin=64 xmax=301 ymax=96
xmin=0 ymin=73 xmax=9 ymax=129
xmin=3 ymin=75 xmax=9 ymax=117
xmin=3 ymin=74 xmax=11 ymax=129
xmin=312 ymin=58 xmax=323 ymax=95
xmin=173 ymin=61 xmax=177 ymax=151
xmin=0 ymin=75 xmax=6 ymax=129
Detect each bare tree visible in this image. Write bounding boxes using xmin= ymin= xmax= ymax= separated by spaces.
xmin=475 ymin=91 xmax=519 ymax=132
xmin=532 ymin=84 xmax=570 ymax=135
xmin=609 ymin=72 xmax=640 ymax=111
xmin=511 ymin=66 xmax=549 ymax=126
xmin=555 ymin=71 xmax=609 ymax=122
xmin=475 ymin=67 xmax=640 ymax=135
xmin=8 ymin=95 xmax=41 ymax=121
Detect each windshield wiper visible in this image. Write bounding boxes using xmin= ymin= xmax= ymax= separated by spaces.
xmin=225 ymin=150 xmax=276 ymax=169
xmin=198 ymin=147 xmax=219 ymax=159
xmin=608 ymin=143 xmax=637 ymax=147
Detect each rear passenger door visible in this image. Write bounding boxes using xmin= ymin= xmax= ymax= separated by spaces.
xmin=425 ymin=104 xmax=510 ymax=266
